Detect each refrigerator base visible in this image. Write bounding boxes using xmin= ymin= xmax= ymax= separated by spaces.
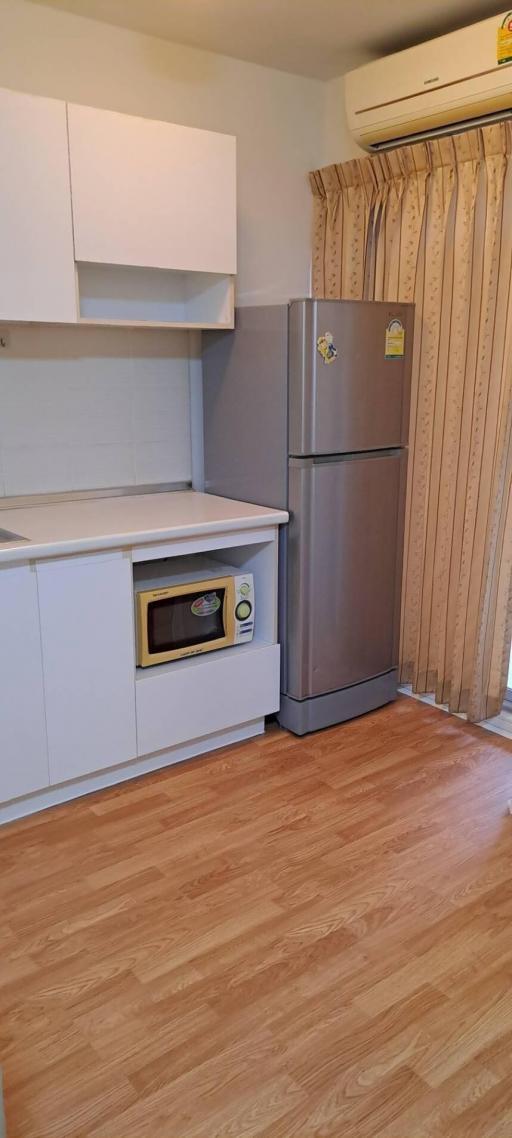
xmin=278 ymin=669 xmax=399 ymax=736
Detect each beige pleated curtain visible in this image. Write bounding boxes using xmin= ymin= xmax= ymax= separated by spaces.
xmin=310 ymin=124 xmax=512 ymax=720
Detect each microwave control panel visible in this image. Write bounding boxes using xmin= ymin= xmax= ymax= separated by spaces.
xmin=234 ymin=575 xmax=255 ymax=643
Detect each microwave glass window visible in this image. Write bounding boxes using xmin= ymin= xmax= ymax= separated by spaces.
xmin=147 ymin=588 xmax=226 ymax=654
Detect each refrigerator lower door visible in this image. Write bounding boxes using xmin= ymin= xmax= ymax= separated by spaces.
xmin=283 ymin=450 xmax=406 ymax=716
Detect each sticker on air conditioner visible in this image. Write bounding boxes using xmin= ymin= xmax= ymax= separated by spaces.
xmin=498 ymin=12 xmax=512 ymax=65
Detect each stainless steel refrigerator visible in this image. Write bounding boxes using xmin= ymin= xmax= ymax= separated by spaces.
xmin=202 ymin=299 xmax=414 ymax=735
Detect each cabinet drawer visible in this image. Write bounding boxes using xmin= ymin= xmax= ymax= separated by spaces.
xmin=136 ymin=643 xmax=280 ymax=757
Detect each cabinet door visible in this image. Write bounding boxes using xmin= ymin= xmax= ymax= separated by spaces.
xmin=37 ymin=553 xmax=137 ymax=784
xmin=0 ymin=564 xmax=49 ymax=803
xmin=67 ymin=103 xmax=236 ymax=275
xmin=0 ymin=87 xmax=77 ymax=323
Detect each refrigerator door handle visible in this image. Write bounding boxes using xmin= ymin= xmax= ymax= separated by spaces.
xmin=289 ymin=447 xmax=404 ymax=466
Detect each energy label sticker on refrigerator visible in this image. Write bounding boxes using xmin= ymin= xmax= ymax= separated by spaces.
xmin=385 ymin=318 xmax=405 ymax=359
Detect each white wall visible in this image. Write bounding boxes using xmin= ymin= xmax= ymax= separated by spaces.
xmin=0 ymin=0 xmax=328 ymax=497
xmin=0 ymin=326 xmax=191 ymax=497
xmin=323 ymin=75 xmax=366 ymax=166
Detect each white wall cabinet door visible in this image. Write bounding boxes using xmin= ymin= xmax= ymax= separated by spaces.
xmin=0 ymin=87 xmax=77 ymax=323
xmin=0 ymin=564 xmax=49 ymax=803
xmin=67 ymin=103 xmax=237 ymax=275
xmin=37 ymin=553 xmax=137 ymax=785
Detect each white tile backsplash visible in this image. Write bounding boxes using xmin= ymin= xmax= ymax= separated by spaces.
xmin=0 ymin=324 xmax=193 ymax=496
xmin=2 ymin=445 xmax=74 ymax=496
xmin=132 ymin=363 xmax=192 ymax=445
xmin=70 ymin=442 xmax=136 ymax=491
xmin=134 ymin=439 xmax=190 ymax=485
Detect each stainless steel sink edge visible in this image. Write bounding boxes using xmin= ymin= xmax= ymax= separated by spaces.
xmin=0 ymin=528 xmax=29 ymax=544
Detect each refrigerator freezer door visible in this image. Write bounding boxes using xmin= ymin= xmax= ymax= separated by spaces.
xmin=289 ymin=299 xmax=414 ymax=456
xmin=285 ymin=450 xmax=406 ymax=700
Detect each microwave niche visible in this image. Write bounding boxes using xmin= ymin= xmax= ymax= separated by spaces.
xmin=135 ymin=556 xmax=255 ymax=667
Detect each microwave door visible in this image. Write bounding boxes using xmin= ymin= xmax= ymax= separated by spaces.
xmin=138 ymin=578 xmax=234 ymax=666
xmin=148 ymin=588 xmax=227 ymax=654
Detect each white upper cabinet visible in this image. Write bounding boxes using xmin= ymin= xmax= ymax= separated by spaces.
xmin=0 ymin=87 xmax=77 ymax=323
xmin=67 ymin=103 xmax=237 ymax=276
xmin=0 ymin=89 xmax=236 ymax=328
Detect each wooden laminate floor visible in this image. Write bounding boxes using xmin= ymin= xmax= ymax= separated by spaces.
xmin=2 ymin=697 xmax=512 ymax=1137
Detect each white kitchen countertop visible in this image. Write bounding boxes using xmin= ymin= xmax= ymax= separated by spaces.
xmin=0 ymin=491 xmax=288 ymax=563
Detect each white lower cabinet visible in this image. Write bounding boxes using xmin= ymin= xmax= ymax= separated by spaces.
xmin=0 ymin=563 xmax=49 ymax=803
xmin=136 ymin=643 xmax=280 ymax=757
xmin=37 ymin=552 xmax=137 ymax=784
xmin=0 ymin=530 xmax=283 ymax=820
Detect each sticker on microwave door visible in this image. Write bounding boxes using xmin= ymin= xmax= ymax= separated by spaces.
xmin=317 ymin=332 xmax=338 ymax=364
xmin=385 ymin=318 xmax=405 ymax=359
xmin=498 ymin=12 xmax=512 ymax=64
xmin=191 ymin=592 xmax=221 ymax=617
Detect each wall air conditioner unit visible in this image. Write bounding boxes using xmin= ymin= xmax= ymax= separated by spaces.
xmin=345 ymin=10 xmax=512 ymax=151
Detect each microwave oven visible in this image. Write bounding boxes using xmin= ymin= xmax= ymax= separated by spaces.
xmin=135 ymin=555 xmax=255 ymax=667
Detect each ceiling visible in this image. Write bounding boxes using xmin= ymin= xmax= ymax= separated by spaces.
xmin=31 ymin=0 xmax=505 ymax=79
